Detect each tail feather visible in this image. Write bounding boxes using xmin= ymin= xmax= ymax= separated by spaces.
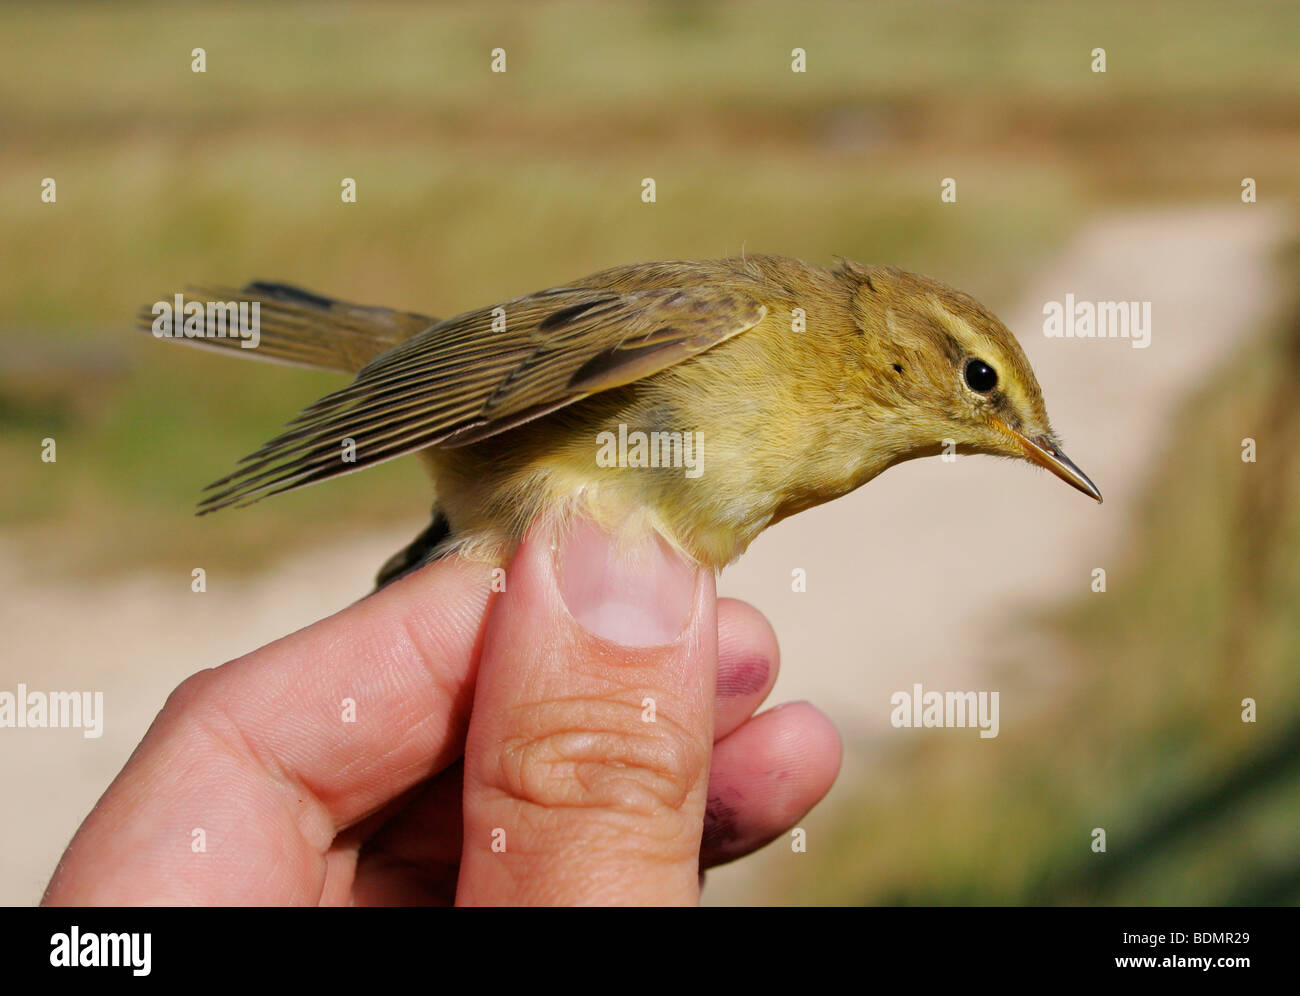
xmin=374 ymin=507 xmax=453 ymax=588
xmin=137 ymin=281 xmax=437 ymax=374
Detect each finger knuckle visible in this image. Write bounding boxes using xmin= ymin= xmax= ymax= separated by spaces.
xmin=492 ymin=696 xmax=708 ymax=818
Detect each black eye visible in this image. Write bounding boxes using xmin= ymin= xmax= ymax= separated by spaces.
xmin=964 ymin=358 xmax=998 ymax=393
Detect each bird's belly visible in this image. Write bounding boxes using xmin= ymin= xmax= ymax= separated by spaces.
xmin=423 ymin=429 xmax=779 ymax=568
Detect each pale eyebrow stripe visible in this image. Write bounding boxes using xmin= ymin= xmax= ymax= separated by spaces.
xmin=930 ymin=296 xmax=969 ymax=335
xmin=921 ymin=296 xmax=967 ymax=365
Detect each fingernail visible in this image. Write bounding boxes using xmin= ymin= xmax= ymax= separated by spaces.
xmin=555 ymin=517 xmax=699 ymax=646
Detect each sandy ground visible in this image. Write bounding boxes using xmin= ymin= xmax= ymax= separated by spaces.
xmin=0 ymin=205 xmax=1289 ymax=906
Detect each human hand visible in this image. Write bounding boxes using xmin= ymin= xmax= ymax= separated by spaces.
xmin=43 ymin=517 xmax=840 ymax=905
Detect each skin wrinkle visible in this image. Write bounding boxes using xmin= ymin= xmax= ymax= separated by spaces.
xmin=372 ymin=569 xmax=493 ymax=681
xmin=491 ymin=698 xmax=707 ymax=814
xmin=176 ymin=567 xmax=480 ymax=848
xmin=312 ymin=567 xmax=493 ymax=817
xmin=249 ymin=675 xmax=383 ymax=823
xmin=485 ymin=737 xmax=708 ymax=871
xmin=185 ymin=690 xmax=338 ymax=860
xmin=328 ymin=714 xmax=450 ymax=825
xmin=487 ymin=785 xmax=698 ymax=867
xmin=378 ymin=604 xmax=474 ymax=718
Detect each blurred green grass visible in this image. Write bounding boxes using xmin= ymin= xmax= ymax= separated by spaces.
xmin=794 ymin=249 xmax=1300 ymax=904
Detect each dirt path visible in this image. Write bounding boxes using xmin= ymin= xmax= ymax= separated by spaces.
xmin=0 ymin=205 xmax=1289 ymax=905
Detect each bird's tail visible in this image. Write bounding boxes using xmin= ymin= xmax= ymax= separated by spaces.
xmin=374 ymin=506 xmax=454 ymax=589
xmin=136 ymin=280 xmax=437 ymax=374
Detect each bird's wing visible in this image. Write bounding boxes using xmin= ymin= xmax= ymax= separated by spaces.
xmin=197 ymin=284 xmax=767 ymax=512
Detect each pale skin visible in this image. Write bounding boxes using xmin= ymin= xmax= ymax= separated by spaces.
xmin=42 ymin=516 xmax=841 ymax=905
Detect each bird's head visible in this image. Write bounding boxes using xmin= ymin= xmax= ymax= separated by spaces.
xmin=841 ymin=261 xmax=1101 ymax=502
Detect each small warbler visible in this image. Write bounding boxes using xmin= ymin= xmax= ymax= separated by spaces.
xmin=142 ymin=255 xmax=1101 ymax=586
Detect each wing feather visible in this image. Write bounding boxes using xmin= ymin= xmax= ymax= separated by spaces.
xmin=197 ymin=284 xmax=766 ymax=513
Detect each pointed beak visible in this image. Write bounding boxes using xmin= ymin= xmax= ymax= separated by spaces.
xmin=996 ymin=422 xmax=1103 ymax=503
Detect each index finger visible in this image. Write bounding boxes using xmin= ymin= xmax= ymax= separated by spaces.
xmin=44 ymin=554 xmax=495 ymax=905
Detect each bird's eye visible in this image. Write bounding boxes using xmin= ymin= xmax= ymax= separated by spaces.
xmin=964 ymin=358 xmax=998 ymax=393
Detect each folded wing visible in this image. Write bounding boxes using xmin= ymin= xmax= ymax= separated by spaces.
xmin=197 ymin=284 xmax=767 ymax=513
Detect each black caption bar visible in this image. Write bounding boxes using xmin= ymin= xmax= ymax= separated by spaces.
xmin=0 ymin=906 xmax=1278 ymax=983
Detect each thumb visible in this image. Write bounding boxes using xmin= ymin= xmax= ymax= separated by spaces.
xmin=456 ymin=515 xmax=716 ymax=906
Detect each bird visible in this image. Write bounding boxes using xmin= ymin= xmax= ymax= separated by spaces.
xmin=140 ymin=255 xmax=1101 ymax=587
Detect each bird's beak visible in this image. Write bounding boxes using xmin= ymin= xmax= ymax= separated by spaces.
xmin=995 ymin=421 xmax=1103 ymax=503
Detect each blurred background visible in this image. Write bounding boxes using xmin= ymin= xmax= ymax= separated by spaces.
xmin=1 ymin=0 xmax=1298 ymax=905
